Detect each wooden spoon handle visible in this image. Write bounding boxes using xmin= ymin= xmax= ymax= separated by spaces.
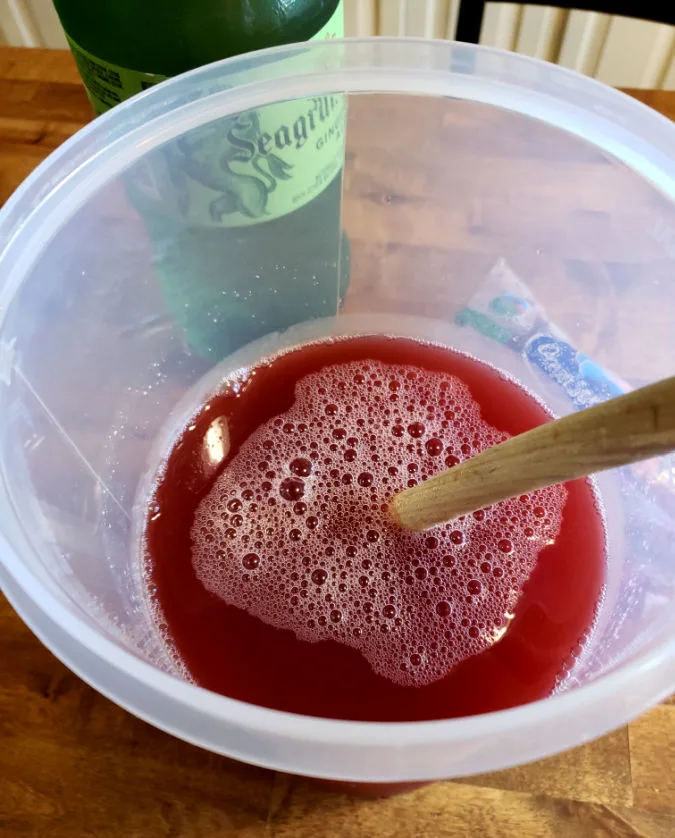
xmin=391 ymin=375 xmax=675 ymax=532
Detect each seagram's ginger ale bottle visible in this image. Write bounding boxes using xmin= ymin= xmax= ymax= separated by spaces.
xmin=54 ymin=0 xmax=349 ymax=359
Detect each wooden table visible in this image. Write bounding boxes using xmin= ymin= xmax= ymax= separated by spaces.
xmin=2 ymin=46 xmax=675 ymax=837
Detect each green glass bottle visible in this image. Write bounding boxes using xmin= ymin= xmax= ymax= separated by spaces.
xmin=54 ymin=0 xmax=349 ymax=360
xmin=53 ymin=0 xmax=342 ymax=113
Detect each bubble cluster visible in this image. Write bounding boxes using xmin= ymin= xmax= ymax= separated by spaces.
xmin=192 ymin=359 xmax=566 ymax=687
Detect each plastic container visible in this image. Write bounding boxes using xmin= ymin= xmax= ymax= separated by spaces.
xmin=2 ymin=38 xmax=675 ymax=783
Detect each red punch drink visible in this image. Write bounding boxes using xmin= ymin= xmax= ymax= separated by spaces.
xmin=143 ymin=336 xmax=605 ymax=721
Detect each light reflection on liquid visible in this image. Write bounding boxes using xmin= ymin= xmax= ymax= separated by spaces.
xmin=490 ymin=609 xmax=515 ymax=645
xmin=202 ymin=416 xmax=230 ymax=474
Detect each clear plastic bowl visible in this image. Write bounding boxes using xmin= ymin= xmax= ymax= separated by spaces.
xmin=2 ymin=38 xmax=675 ymax=782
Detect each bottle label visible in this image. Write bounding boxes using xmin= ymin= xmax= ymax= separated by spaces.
xmin=130 ymin=91 xmax=344 ymax=227
xmin=65 ymin=34 xmax=167 ymax=115
xmin=65 ymin=3 xmax=345 ymax=226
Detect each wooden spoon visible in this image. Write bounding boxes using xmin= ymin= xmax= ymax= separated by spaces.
xmin=390 ymin=375 xmax=675 ymax=532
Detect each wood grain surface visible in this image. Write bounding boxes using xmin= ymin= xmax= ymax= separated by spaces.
xmin=1 ymin=47 xmax=675 ymax=837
